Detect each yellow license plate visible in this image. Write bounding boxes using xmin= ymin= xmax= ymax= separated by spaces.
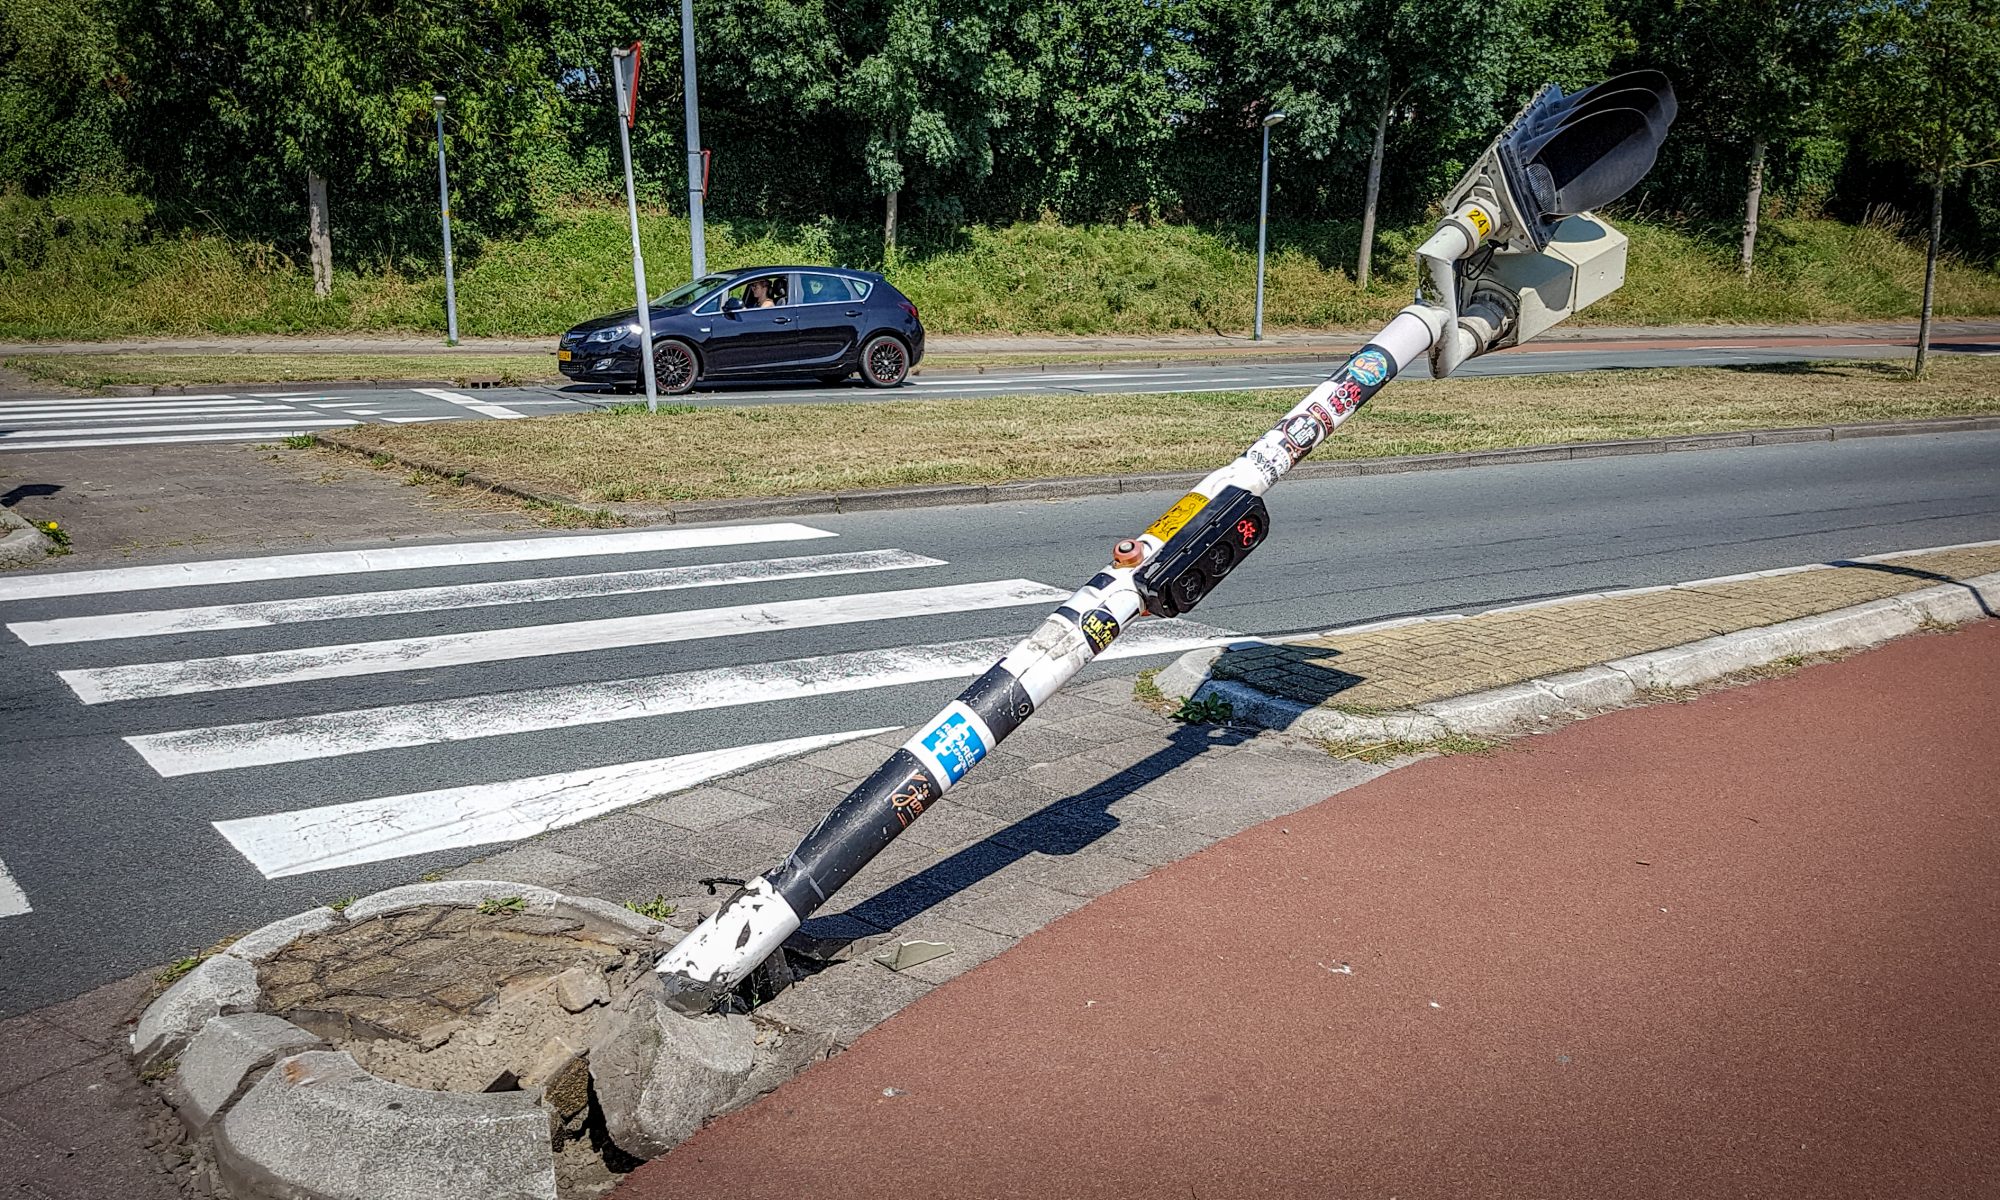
xmin=557 ymin=349 xmax=573 ymax=362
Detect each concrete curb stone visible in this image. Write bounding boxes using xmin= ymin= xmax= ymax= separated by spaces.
xmin=213 ymin=1051 xmax=558 ymax=1200
xmin=586 ymin=984 xmax=758 ymax=1160
xmin=226 ymin=907 xmax=339 ymax=963
xmin=337 ymin=879 xmax=560 ymax=923
xmin=132 ymin=953 xmax=262 ymax=1068
xmin=168 ymin=1014 xmax=325 ymax=1130
xmin=0 ymin=505 xmax=55 ymax=568
xmin=1168 ymin=571 xmax=1999 ymax=747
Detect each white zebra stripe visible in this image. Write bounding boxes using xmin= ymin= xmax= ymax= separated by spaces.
xmin=415 ymin=386 xmax=525 ymax=420
xmin=0 ymin=418 xmax=356 ymax=440
xmin=11 ymin=548 xmax=946 ymax=644
xmin=0 ymin=428 xmax=360 ymax=452
xmin=0 ymin=858 xmax=30 ymax=918
xmin=0 ymin=523 xmax=838 ymax=602
xmin=0 ymin=406 xmax=280 ymax=424
xmin=60 ymin=578 xmax=1071 ymax=703
xmin=212 ymin=727 xmax=894 ymax=878
xmin=124 ymin=619 xmax=1236 ymax=776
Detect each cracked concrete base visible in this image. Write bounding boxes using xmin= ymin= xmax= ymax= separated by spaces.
xmin=127 ymin=881 xmax=784 ymax=1200
xmin=1163 ymin=571 xmax=2000 ymax=745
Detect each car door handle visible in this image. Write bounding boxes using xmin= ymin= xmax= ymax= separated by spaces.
xmin=844 ymin=309 xmax=862 ymax=316
xmin=772 ymin=316 xmax=791 ymax=324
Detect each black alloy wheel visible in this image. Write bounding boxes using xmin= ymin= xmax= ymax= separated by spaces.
xmin=861 ymin=335 xmax=909 ymax=388
xmin=652 ymin=339 xmax=700 ymax=395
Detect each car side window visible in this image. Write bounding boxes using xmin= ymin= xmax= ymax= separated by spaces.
xmin=725 ymin=274 xmax=790 ymax=309
xmin=847 ymin=278 xmax=873 ymax=299
xmin=799 ymin=273 xmax=854 ymax=305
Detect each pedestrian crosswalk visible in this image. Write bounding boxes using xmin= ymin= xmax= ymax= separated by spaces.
xmin=0 ymin=392 xmax=367 ymax=451
xmin=0 ymin=521 xmax=1236 ymax=910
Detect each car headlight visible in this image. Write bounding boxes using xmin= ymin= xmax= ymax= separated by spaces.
xmin=586 ymin=324 xmax=635 ymax=344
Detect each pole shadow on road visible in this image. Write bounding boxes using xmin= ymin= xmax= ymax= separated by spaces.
xmin=1832 ymin=560 xmax=1996 ymax=618
xmin=797 ymin=722 xmax=1258 ymax=953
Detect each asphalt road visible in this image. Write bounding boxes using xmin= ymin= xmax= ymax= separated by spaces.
xmin=4 ymin=333 xmax=1995 ymax=452
xmin=1 ymin=429 xmax=1997 ymax=1013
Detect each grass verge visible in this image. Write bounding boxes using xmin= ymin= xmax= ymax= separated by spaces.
xmin=3 ymin=352 xmax=561 ymax=391
xmin=316 ymin=357 xmax=2000 ymax=506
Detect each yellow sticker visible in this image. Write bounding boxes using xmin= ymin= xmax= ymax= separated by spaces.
xmin=1144 ymin=492 xmax=1207 ymax=542
xmin=1464 ymin=204 xmax=1493 ymax=239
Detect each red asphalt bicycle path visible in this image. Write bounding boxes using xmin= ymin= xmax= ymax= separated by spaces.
xmin=620 ymin=620 xmax=2000 ymax=1200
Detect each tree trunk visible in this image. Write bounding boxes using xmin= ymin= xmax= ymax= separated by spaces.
xmin=306 ymin=172 xmax=332 ymax=297
xmin=1917 ymin=176 xmax=1942 ymax=377
xmin=1356 ymin=91 xmax=1392 ymax=290
xmin=1739 ymin=138 xmax=1766 ymax=277
xmin=883 ymin=189 xmax=898 ymax=258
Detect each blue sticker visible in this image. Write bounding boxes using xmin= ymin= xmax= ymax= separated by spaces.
xmin=920 ymin=711 xmax=988 ymax=784
xmin=1348 ymin=349 xmax=1390 ymax=387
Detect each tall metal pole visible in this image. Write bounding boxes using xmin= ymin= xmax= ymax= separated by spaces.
xmin=432 ymin=97 xmax=460 ymax=347
xmin=681 ymin=0 xmax=706 ymax=280
xmin=614 ymin=48 xmax=660 ymax=412
xmin=1254 ymin=112 xmax=1285 ymax=340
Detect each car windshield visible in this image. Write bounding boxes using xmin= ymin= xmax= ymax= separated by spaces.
xmin=654 ymin=274 xmax=730 ymax=308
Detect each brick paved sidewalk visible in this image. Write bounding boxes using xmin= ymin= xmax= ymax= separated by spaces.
xmin=1210 ymin=542 xmax=2000 ymax=714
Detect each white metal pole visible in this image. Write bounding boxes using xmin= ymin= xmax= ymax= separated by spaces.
xmin=433 ymin=100 xmax=460 ymax=347
xmin=1254 ymin=123 xmax=1272 ymax=342
xmin=681 ymin=0 xmax=706 ymax=280
xmin=615 ymin=50 xmax=660 ymax=412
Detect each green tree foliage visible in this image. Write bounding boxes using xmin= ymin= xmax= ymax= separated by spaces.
xmin=1842 ymin=0 xmax=2000 ymax=370
xmin=1 ymin=0 xmax=1993 ymax=278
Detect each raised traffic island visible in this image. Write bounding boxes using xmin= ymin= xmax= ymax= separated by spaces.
xmin=131 ymin=881 xmax=827 ymax=1200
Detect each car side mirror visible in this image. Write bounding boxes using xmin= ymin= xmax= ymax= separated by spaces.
xmin=722 ymin=297 xmax=743 ymax=313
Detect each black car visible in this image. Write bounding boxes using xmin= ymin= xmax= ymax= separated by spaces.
xmin=556 ymin=266 xmax=925 ymax=394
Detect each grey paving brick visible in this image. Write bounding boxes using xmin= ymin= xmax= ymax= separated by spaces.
xmin=1066 ymin=676 xmax=1147 ymax=705
xmin=940 ymin=879 xmax=1089 ymax=939
xmin=896 ymin=801 xmax=1010 ymax=852
xmin=943 ymin=776 xmax=1067 ymax=823
xmin=986 ymin=723 xmax=1098 ymax=765
xmin=1092 ymin=820 xmax=1219 ymax=868
xmin=753 ymin=959 xmax=934 ymax=1048
xmin=537 ymin=811 xmax=701 ymax=866
xmin=799 ymin=736 xmax=901 ymax=778
xmin=631 ymin=785 xmax=771 ymax=832
xmin=1045 ymin=710 xmax=1172 ymax=746
xmin=683 ymin=818 xmax=809 ymax=873
xmin=718 ymin=758 xmax=855 ymax=803
xmin=1011 ymin=849 xmax=1154 ymax=899
xmin=563 ymin=858 xmax=712 ymax=910
xmin=448 ymin=845 xmax=602 ymax=888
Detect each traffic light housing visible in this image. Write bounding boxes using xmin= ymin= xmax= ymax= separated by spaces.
xmin=1135 ymin=487 xmax=1270 ymax=618
xmin=1446 ymin=71 xmax=1677 ymax=253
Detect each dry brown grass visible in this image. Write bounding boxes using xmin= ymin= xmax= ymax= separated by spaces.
xmin=4 ymin=353 xmax=560 ymax=391
xmin=322 ymin=356 xmax=2000 ymax=505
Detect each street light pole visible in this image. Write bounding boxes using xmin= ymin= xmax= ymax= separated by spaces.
xmin=432 ymin=95 xmax=460 ymax=346
xmin=1254 ymin=110 xmax=1287 ymax=342
xmin=681 ymin=0 xmax=706 ymax=279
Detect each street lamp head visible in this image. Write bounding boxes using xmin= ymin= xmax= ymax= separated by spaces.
xmin=433 ymin=94 xmax=447 ymax=111
xmin=1263 ymin=110 xmax=1288 ymax=128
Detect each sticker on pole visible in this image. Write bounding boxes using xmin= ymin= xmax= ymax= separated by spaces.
xmin=613 ymin=42 xmax=643 ymax=129
xmin=1145 ymin=493 xmax=1207 ymax=542
xmin=909 ymin=704 xmax=992 ymax=785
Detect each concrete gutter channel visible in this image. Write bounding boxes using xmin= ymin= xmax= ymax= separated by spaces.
xmin=317 ymin=413 xmax=2000 ymax=525
xmin=121 ymin=543 xmax=1998 ymax=1200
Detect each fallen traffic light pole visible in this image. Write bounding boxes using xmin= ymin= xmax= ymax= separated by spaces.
xmin=656 ymin=72 xmax=1679 ymax=1015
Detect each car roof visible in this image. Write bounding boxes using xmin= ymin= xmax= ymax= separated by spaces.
xmin=713 ymin=265 xmax=885 ymax=283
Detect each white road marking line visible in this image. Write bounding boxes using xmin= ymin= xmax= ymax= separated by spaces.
xmin=0 ymin=418 xmax=356 ymax=440
xmin=414 ymin=386 xmax=525 ymax=419
xmin=0 ymin=406 xmax=280 ymax=424
xmin=0 ymin=523 xmax=839 ymax=602
xmin=0 ymin=428 xmax=362 ymax=452
xmin=0 ymin=857 xmax=29 ymax=917
xmin=305 ymin=402 xmax=383 ymax=410
xmin=0 ymin=397 xmax=278 ymax=412
xmin=60 ymin=578 xmax=1070 ymax=702
xmin=16 ymin=548 xmax=946 ymax=644
xmin=126 ymin=619 xmax=1236 ymax=776
xmin=212 ymin=727 xmax=893 ymax=878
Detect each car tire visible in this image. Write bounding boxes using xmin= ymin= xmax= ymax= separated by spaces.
xmin=860 ymin=335 xmax=910 ymax=388
xmin=651 ymin=339 xmax=700 ymax=395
